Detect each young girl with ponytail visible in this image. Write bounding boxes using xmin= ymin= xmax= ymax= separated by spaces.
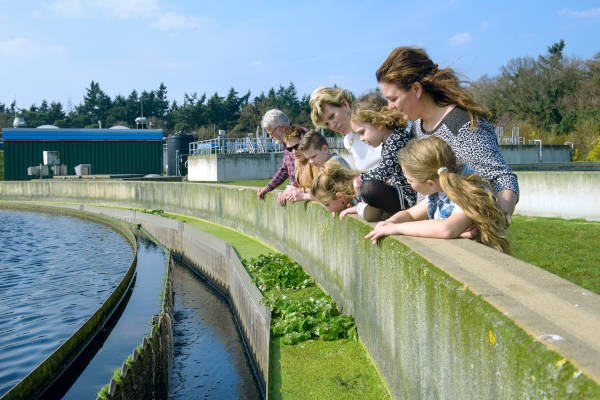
xmin=365 ymin=136 xmax=510 ymax=253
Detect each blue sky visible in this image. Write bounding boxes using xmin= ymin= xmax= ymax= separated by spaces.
xmin=1 ymin=1 xmax=599 ymax=111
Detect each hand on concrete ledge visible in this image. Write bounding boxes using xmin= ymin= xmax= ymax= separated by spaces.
xmin=257 ymin=186 xmax=269 ymax=200
xmin=283 ymin=185 xmax=312 ymax=202
xmin=339 ymin=206 xmax=357 ymax=220
xmin=277 ymin=191 xmax=287 ymax=206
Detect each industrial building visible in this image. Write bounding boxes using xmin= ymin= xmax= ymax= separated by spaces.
xmin=2 ymin=127 xmax=163 ymax=180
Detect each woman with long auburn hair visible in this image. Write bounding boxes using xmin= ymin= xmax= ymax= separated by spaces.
xmin=376 ymin=47 xmax=519 ymax=226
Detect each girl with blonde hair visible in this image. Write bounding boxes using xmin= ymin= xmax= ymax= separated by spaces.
xmin=310 ymin=159 xmax=361 ymax=217
xmin=349 ymin=92 xmax=416 ymax=218
xmin=365 ymin=136 xmax=510 ymax=253
xmin=376 ymin=46 xmax=518 ymax=227
xmin=309 ymin=86 xmax=382 ymax=171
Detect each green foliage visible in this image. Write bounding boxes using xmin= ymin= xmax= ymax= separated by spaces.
xmin=97 ymin=383 xmax=110 ymax=400
xmin=264 ymin=292 xmax=358 ymax=344
xmin=142 ymin=208 xmax=171 ymax=218
xmin=585 ymin=137 xmax=600 ymax=161
xmin=470 ymin=41 xmax=600 ymax=158
xmin=0 ymin=81 xmax=314 ymax=135
xmin=243 ymin=253 xmax=357 ymax=345
xmin=242 ymin=253 xmax=314 ymax=291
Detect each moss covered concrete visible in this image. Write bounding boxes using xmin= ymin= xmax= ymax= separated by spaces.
xmin=1 ymin=180 xmax=599 ymax=399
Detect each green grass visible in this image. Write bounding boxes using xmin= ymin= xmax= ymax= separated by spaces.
xmin=510 ymin=215 xmax=600 ymax=294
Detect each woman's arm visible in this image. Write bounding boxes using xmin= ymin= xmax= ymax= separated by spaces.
xmin=496 ymin=189 xmax=518 ymax=224
xmin=366 ymin=211 xmax=472 ymax=244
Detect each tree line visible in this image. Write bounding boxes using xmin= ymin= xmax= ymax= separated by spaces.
xmin=1 ymin=40 xmax=598 ymax=159
xmin=470 ymin=40 xmax=600 ymax=160
xmin=0 ymin=82 xmax=313 ymax=140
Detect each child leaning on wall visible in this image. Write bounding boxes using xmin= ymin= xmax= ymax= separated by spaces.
xmin=279 ymin=125 xmax=319 ymax=204
xmin=365 ymin=136 xmax=510 ymax=253
xmin=298 ymin=130 xmax=350 ymax=169
xmin=310 ymin=159 xmax=387 ymax=222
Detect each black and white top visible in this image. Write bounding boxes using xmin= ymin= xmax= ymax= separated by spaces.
xmin=411 ymin=107 xmax=519 ymax=196
xmin=359 ymin=126 xmax=417 ymax=207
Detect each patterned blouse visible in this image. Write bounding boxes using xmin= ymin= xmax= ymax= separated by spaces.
xmin=411 ymin=107 xmax=519 ymax=197
xmin=358 ymin=126 xmax=417 ymax=208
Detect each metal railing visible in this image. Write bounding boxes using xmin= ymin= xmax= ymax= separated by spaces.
xmin=189 ymin=137 xmax=283 ymax=155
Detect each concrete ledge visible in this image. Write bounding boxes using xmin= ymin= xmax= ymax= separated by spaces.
xmin=1 ymin=181 xmax=599 ymax=398
xmin=0 ymin=202 xmax=137 ymax=400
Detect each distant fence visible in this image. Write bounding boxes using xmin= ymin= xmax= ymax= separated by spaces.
xmin=189 ymin=137 xmax=282 ymax=155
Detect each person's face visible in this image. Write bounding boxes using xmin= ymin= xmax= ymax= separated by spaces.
xmin=380 ymin=81 xmax=420 ymax=121
xmin=351 ymin=121 xmax=390 ymax=148
xmin=302 ymin=145 xmax=331 ymax=167
xmin=321 ymin=101 xmax=351 ymax=134
xmin=266 ymin=124 xmax=284 ymax=143
xmin=402 ymin=167 xmax=439 ymax=195
xmin=285 ymin=137 xmax=305 ymax=161
xmin=323 ymin=193 xmax=348 ymax=212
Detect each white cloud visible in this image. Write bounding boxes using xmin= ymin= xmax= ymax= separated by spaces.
xmin=450 ymin=32 xmax=472 ymax=46
xmin=48 ymin=0 xmax=87 ymax=18
xmin=152 ymin=12 xmax=204 ymax=31
xmin=0 ymin=37 xmax=70 ymax=58
xmin=46 ymin=0 xmax=159 ymax=20
xmin=559 ymin=8 xmax=600 ymax=18
xmin=0 ymin=37 xmax=40 ymax=57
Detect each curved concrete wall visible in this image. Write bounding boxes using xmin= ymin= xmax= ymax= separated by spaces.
xmin=0 ymin=203 xmax=137 ymax=400
xmin=1 ymin=181 xmax=600 ymax=399
xmin=515 ymin=171 xmax=600 ymax=221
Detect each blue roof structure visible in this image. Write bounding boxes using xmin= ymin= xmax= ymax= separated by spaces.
xmin=2 ymin=128 xmax=163 ymax=141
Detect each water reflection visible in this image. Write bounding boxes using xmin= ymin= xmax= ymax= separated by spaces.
xmin=171 ymin=259 xmax=261 ymax=399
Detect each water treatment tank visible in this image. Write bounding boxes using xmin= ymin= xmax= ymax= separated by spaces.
xmin=166 ymin=134 xmax=194 ymax=176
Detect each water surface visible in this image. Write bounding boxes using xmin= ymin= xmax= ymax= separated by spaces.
xmin=0 ymin=209 xmax=134 ymax=397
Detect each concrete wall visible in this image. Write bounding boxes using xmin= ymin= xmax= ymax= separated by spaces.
xmin=76 ymin=205 xmax=271 ymax=398
xmin=1 ymin=181 xmax=600 ymax=399
xmin=515 ymin=171 xmax=600 ymax=221
xmin=100 ymin=254 xmax=174 ymax=400
xmin=500 ymin=145 xmax=571 ymax=163
xmin=188 ymin=153 xmax=283 ymax=181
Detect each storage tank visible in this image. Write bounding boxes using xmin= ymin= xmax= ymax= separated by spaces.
xmin=166 ymin=134 xmax=194 ymax=176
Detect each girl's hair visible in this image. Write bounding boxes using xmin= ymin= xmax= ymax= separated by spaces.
xmin=309 ymin=87 xmax=353 ymax=128
xmin=398 ymin=136 xmax=510 ymax=253
xmin=283 ymin=124 xmax=306 ymax=144
xmin=376 ymin=47 xmax=491 ymax=128
xmin=351 ymin=92 xmax=406 ymax=132
xmin=310 ymin=159 xmax=359 ymax=203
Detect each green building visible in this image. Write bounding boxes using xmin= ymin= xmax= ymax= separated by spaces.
xmin=2 ymin=128 xmax=163 ymax=180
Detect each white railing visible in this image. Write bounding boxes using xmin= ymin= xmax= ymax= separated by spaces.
xmin=189 ymin=137 xmax=283 ymax=155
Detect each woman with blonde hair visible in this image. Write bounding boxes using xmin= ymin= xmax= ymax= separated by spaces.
xmin=309 ymin=87 xmax=382 ymax=171
xmin=365 ymin=136 xmax=510 ymax=254
xmin=375 ymin=46 xmax=518 ymax=225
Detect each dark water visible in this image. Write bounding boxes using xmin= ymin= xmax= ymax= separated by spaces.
xmin=0 ymin=209 xmax=134 ymax=397
xmin=171 ymin=260 xmax=262 ymax=399
xmin=59 ymin=235 xmax=167 ymax=399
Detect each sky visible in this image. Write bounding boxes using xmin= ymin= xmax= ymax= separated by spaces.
xmin=1 ymin=0 xmax=599 ymax=113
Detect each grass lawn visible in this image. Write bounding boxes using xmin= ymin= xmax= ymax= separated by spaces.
xmin=510 ymin=215 xmax=600 ymax=295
